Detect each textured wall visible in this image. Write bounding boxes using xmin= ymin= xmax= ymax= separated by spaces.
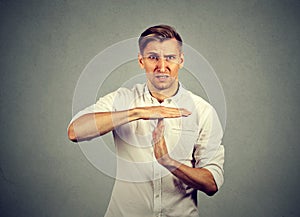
xmin=0 ymin=0 xmax=299 ymax=216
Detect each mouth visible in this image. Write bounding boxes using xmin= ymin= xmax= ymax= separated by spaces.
xmin=155 ymin=74 xmax=169 ymax=78
xmin=154 ymin=74 xmax=169 ymax=82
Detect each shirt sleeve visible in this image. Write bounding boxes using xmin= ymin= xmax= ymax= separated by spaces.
xmin=68 ymin=90 xmax=118 ymax=128
xmin=193 ymin=106 xmax=225 ymax=190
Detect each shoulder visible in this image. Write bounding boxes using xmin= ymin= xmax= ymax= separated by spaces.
xmin=106 ymin=83 xmax=146 ymax=109
xmin=114 ymin=83 xmax=146 ymax=98
xmin=182 ymin=88 xmax=213 ymax=113
xmin=182 ymin=88 xmax=222 ymax=129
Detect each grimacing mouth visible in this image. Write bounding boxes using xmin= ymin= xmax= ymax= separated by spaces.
xmin=155 ymin=74 xmax=170 ymax=78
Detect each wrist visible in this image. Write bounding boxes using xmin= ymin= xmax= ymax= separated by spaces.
xmin=159 ymin=156 xmax=177 ymax=168
xmin=165 ymin=158 xmax=183 ymax=173
xmin=128 ymin=108 xmax=142 ymax=121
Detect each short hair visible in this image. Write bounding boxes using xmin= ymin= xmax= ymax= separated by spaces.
xmin=138 ymin=25 xmax=183 ymax=54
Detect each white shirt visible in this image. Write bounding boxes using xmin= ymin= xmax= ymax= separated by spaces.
xmin=71 ymin=83 xmax=225 ymax=217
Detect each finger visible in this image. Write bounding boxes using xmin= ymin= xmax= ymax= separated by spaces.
xmin=152 ymin=129 xmax=160 ymax=143
xmin=179 ymin=108 xmax=192 ymax=117
xmin=151 ymin=107 xmax=191 ymax=118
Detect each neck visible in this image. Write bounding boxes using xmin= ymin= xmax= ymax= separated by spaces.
xmin=147 ymin=82 xmax=179 ymax=103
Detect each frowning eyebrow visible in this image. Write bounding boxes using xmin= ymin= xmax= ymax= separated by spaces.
xmin=144 ymin=51 xmax=178 ymax=57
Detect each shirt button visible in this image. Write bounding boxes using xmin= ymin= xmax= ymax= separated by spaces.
xmin=155 ymin=194 xmax=159 ymax=198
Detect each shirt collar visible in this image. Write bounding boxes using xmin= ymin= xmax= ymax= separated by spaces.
xmin=143 ymin=82 xmax=185 ymax=104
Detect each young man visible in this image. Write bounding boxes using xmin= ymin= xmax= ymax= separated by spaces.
xmin=68 ymin=25 xmax=225 ymax=217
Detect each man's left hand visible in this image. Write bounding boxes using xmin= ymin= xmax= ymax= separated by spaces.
xmin=152 ymin=119 xmax=173 ymax=166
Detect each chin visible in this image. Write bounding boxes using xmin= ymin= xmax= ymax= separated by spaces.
xmin=154 ymin=84 xmax=170 ymax=90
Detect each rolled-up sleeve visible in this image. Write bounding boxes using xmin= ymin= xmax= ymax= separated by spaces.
xmin=193 ymin=106 xmax=225 ymax=190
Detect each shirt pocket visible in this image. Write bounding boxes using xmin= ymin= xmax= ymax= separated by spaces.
xmin=166 ymin=128 xmax=199 ymax=165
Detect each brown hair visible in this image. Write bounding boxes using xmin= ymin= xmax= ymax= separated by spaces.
xmin=138 ymin=25 xmax=183 ymax=54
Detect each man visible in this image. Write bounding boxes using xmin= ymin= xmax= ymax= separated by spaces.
xmin=68 ymin=25 xmax=224 ymax=217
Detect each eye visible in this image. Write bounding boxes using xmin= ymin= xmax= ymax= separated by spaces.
xmin=148 ymin=55 xmax=159 ymax=61
xmin=165 ymin=55 xmax=176 ymax=61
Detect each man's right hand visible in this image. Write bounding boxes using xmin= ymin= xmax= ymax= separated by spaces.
xmin=134 ymin=106 xmax=192 ymax=120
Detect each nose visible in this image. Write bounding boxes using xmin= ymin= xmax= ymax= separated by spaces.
xmin=157 ymin=57 xmax=167 ymax=73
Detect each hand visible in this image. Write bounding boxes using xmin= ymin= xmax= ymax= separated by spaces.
xmin=136 ymin=106 xmax=191 ymax=120
xmin=152 ymin=119 xmax=173 ymax=166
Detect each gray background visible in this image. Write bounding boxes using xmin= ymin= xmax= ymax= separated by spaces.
xmin=0 ymin=0 xmax=299 ymax=217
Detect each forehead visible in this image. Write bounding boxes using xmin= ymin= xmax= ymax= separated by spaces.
xmin=143 ymin=38 xmax=181 ymax=54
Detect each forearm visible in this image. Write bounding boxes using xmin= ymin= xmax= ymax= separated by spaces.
xmin=162 ymin=159 xmax=218 ymax=196
xmin=68 ymin=109 xmax=139 ymax=142
xmin=68 ymin=106 xmax=190 ymax=142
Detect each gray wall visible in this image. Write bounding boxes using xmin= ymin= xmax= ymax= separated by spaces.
xmin=1 ymin=0 xmax=299 ymax=216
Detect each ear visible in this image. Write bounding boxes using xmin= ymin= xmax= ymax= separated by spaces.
xmin=179 ymin=53 xmax=184 ymax=69
xmin=138 ymin=53 xmax=145 ymax=69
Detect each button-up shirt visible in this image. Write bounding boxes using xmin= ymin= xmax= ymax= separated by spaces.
xmin=71 ymin=83 xmax=225 ymax=217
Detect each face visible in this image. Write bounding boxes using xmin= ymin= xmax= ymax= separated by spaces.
xmin=138 ymin=38 xmax=184 ymax=93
